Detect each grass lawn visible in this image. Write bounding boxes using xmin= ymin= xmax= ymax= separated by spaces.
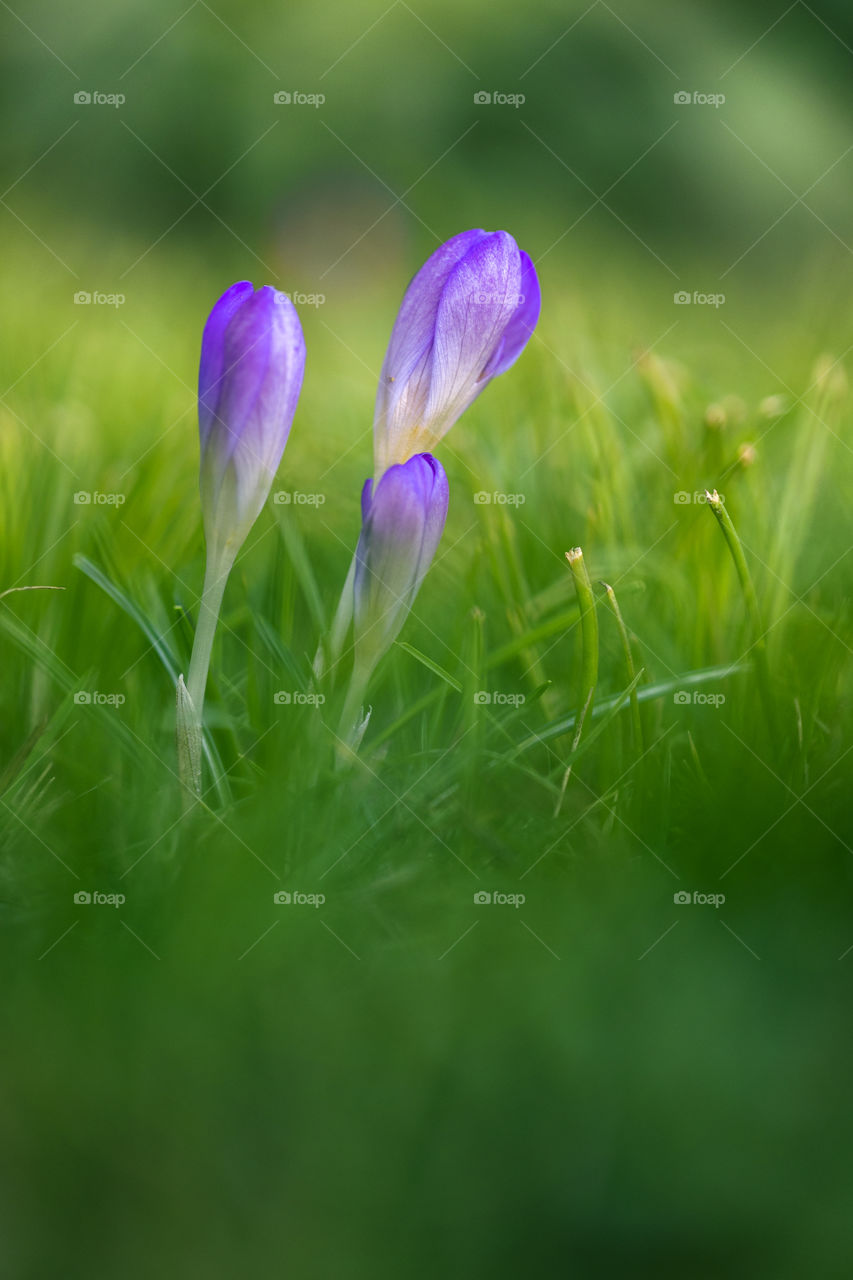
xmin=1 ymin=233 xmax=852 ymax=1277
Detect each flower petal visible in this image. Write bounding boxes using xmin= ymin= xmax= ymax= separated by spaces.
xmin=354 ymin=453 xmax=449 ymax=665
xmin=421 ymin=231 xmax=522 ymax=439
xmin=198 ymin=284 xmax=305 ymax=554
xmin=372 ymin=230 xmax=540 ymax=473
xmin=216 ymin=288 xmax=305 ymax=471
xmin=374 ymin=231 xmax=491 ymax=456
xmin=198 ymin=281 xmax=254 ymax=447
xmin=481 ymin=250 xmax=541 ymax=379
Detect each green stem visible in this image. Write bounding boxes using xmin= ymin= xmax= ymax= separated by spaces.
xmin=187 ymin=554 xmax=231 ymax=716
xmin=336 ymin=659 xmax=372 ymax=765
xmin=601 ymin=581 xmax=643 ymax=756
xmin=705 ymin=489 xmax=775 ymax=732
xmin=314 ymin=551 xmax=356 ymax=682
xmin=179 ymin=549 xmax=234 ymax=798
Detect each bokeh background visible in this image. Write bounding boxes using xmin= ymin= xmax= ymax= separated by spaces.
xmin=2 ymin=2 xmax=853 ymax=1276
xmin=4 ymin=0 xmax=853 ymax=336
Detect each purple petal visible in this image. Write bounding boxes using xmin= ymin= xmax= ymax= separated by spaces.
xmin=481 ymin=250 xmax=541 ymax=379
xmin=216 ymin=287 xmax=305 ymax=471
xmin=414 ymin=454 xmax=449 ymax=586
xmin=198 ymin=281 xmax=254 ymax=447
xmin=423 ymin=230 xmax=522 ymax=427
xmin=373 ymin=230 xmax=540 ymax=470
xmin=375 ymin=230 xmax=492 ymax=438
xmin=354 ymin=453 xmax=449 ymax=657
xmin=360 ymin=477 xmax=374 ymax=523
xmin=198 ymin=284 xmax=305 ymax=546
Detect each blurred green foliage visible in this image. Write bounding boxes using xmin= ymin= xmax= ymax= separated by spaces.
xmin=3 ymin=0 xmax=853 ymax=275
xmin=2 ymin=2 xmax=853 ymax=1275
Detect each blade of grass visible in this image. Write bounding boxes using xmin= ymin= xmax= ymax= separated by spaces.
xmin=600 ymin=581 xmax=643 ymax=756
xmin=74 ymin=554 xmax=230 ymax=803
xmin=513 ymin=662 xmax=750 ymax=755
xmin=556 ymin=547 xmax=599 ymax=815
xmin=704 ymin=490 xmax=775 ymax=734
xmin=396 ymin=642 xmax=463 ymax=692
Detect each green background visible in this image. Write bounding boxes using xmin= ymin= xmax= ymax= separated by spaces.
xmin=1 ymin=1 xmax=853 ymax=1275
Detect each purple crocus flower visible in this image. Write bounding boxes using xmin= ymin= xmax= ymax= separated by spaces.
xmin=373 ymin=229 xmax=540 ymax=474
xmin=198 ymin=281 xmax=305 ymax=559
xmin=179 ymin=281 xmax=306 ymax=797
xmin=352 ymin=452 xmax=449 ymax=676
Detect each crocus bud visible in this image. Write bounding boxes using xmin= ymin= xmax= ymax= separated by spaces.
xmin=180 ymin=282 xmax=305 ymax=798
xmin=353 ymin=453 xmax=449 ymax=677
xmin=373 ymin=229 xmax=540 ymax=474
xmin=198 ymin=281 xmax=305 ymax=563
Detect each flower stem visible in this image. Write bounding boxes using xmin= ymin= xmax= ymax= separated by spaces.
xmin=314 ymin=551 xmax=356 ymax=682
xmin=176 ymin=675 xmax=202 ymax=800
xmin=336 ymin=659 xmax=372 ymax=765
xmin=187 ymin=555 xmax=230 ymax=715
xmin=179 ymin=551 xmax=233 ymax=798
